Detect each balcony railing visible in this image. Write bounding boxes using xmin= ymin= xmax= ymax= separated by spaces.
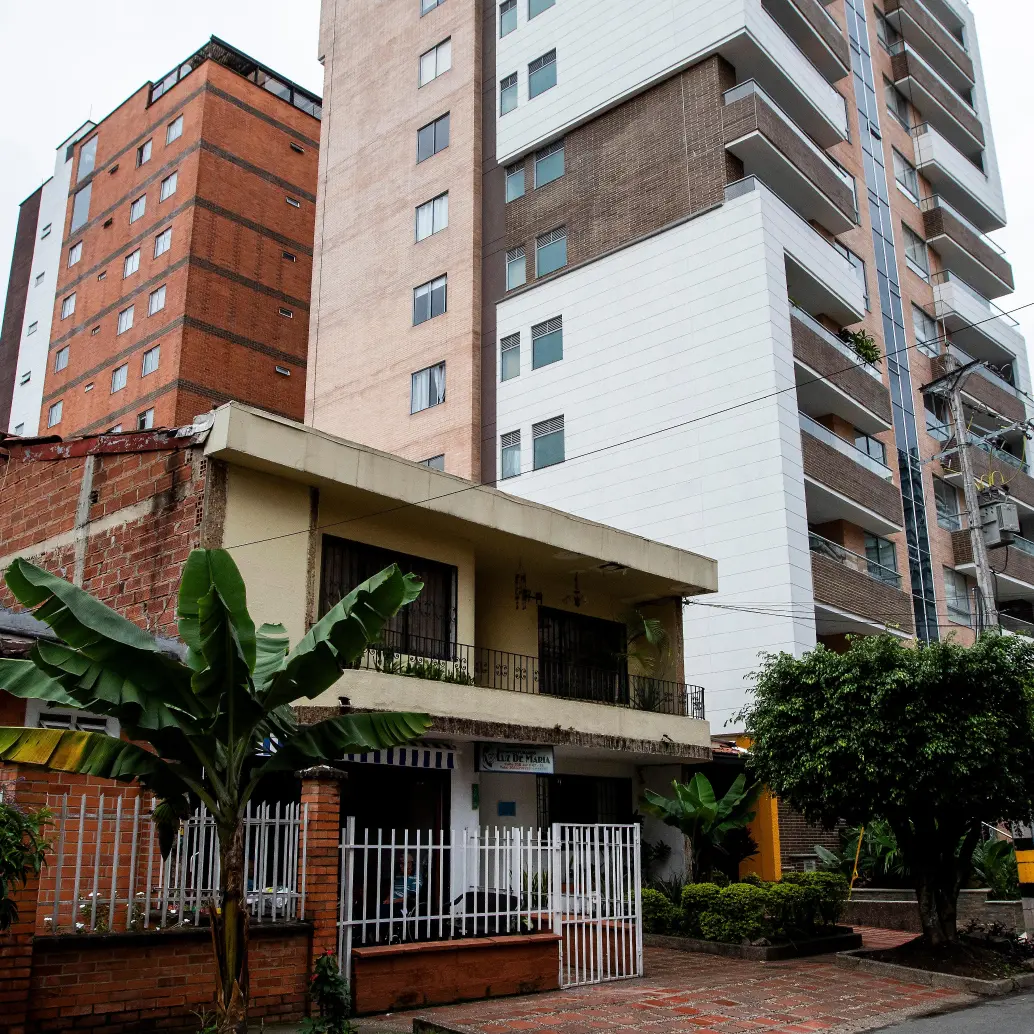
xmin=912 ymin=122 xmax=985 ymax=175
xmin=920 ymin=195 xmax=1007 ymax=258
xmin=809 ymin=532 xmax=903 ymax=588
xmin=1008 ymin=535 xmax=1034 ymax=559
xmin=1000 ymin=613 xmax=1034 ymax=638
xmin=790 ymin=304 xmax=883 ymax=381
xmin=968 ymin=437 xmax=1029 ymax=475
xmin=799 ymin=412 xmax=894 ymax=480
xmin=946 ymin=341 xmax=1019 ymax=395
xmin=888 ymin=41 xmax=974 ymax=110
xmin=355 ymin=630 xmax=705 ymax=719
xmin=931 ymin=270 xmax=1020 ymax=332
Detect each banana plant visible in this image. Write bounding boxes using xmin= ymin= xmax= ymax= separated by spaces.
xmin=641 ymin=772 xmax=762 ymax=881
xmin=0 ymin=551 xmax=432 ymax=1034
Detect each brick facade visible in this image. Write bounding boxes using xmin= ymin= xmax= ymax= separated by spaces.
xmin=884 ymin=0 xmax=975 ymax=83
xmin=810 ymin=550 xmax=917 ymax=633
xmin=931 ymin=354 xmax=1026 ymax=423
xmin=801 ymin=431 xmax=904 ymax=526
xmin=776 ymin=798 xmax=841 ymax=873
xmin=953 ymin=529 xmax=1034 ymax=590
xmin=787 ymin=0 xmax=852 ymax=69
xmin=890 ymin=50 xmax=984 ymax=147
xmin=922 ymin=204 xmax=1014 ymax=291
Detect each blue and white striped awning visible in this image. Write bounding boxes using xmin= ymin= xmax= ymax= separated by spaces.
xmin=344 ymin=742 xmax=455 ymax=770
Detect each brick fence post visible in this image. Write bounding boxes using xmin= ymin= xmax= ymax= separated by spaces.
xmin=298 ymin=767 xmax=346 ymax=961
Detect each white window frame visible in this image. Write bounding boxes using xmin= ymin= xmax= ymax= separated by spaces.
xmin=68 ymin=241 xmax=83 ymax=267
xmin=501 ymin=429 xmax=521 ymax=479
xmin=60 ymin=293 xmax=76 ymax=320
xmin=419 ymin=38 xmax=452 ymax=87
xmin=137 ymin=408 xmax=155 ymax=430
xmin=166 ymin=115 xmax=184 ymax=144
xmin=129 ymin=195 xmax=146 ymax=223
xmin=111 ymin=363 xmax=128 ymax=393
xmin=47 ymin=401 xmax=63 ymax=427
xmin=154 ymin=228 xmax=172 ymax=258
xmin=415 ymin=192 xmax=449 ymax=241
xmin=411 ymin=362 xmax=447 ymax=414
xmin=123 ymin=249 xmax=141 ymax=278
xmin=137 ymin=139 xmax=152 ymax=167
xmin=55 ymin=346 xmax=70 ymax=373
xmin=148 ymin=284 xmax=167 ymax=316
xmin=142 ymin=344 xmax=160 ymax=376
xmin=159 ymin=171 xmax=178 ymax=202
xmin=116 ymin=305 xmax=135 ymax=335
xmin=506 ymin=246 xmax=526 ymax=290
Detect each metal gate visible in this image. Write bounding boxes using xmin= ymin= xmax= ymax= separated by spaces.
xmin=553 ymin=824 xmax=643 ymax=987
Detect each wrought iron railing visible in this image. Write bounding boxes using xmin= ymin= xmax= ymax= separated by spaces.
xmin=358 ymin=629 xmax=705 ymax=719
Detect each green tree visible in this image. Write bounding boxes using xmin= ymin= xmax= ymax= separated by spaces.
xmin=742 ymin=633 xmax=1034 ymax=947
xmin=641 ymin=772 xmax=761 ymax=881
xmin=0 ymin=553 xmax=431 ymax=1033
xmin=0 ymin=800 xmax=49 ymax=931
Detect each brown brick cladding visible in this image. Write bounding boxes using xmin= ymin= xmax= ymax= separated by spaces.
xmin=930 ymin=354 xmax=1025 ymax=423
xmin=777 ymin=798 xmax=841 ymax=872
xmin=810 ymin=550 xmax=917 ymax=633
xmin=503 ymin=57 xmax=741 ymax=286
xmin=953 ymin=528 xmax=1034 ymax=589
xmin=801 ymin=431 xmax=904 ymax=527
xmin=884 ymin=0 xmax=975 ymax=83
xmin=791 ymin=315 xmax=893 ymax=422
xmin=890 ymin=50 xmax=984 ymax=147
xmin=0 ymin=187 xmax=41 ymax=429
xmin=922 ymin=204 xmax=1014 ymax=291
xmin=784 ymin=0 xmax=852 ymax=72
xmin=723 ymin=93 xmax=856 ymax=227
xmin=944 ymin=446 xmax=1034 ymax=510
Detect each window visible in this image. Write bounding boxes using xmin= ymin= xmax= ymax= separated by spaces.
xmin=885 ymin=80 xmax=911 ymax=129
xmin=532 ymin=316 xmax=563 ymax=368
xmin=78 ymin=136 xmax=98 ymax=182
xmin=501 ymin=430 xmax=521 ymax=478
xmin=13 ymin=423 xmax=24 ymax=435
xmin=944 ymin=567 xmax=971 ymax=624
xmin=137 ymin=409 xmax=155 ymax=430
xmin=864 ymin=533 xmax=898 ymax=585
xmin=912 ymin=304 xmax=941 ymax=357
xmin=893 ymin=149 xmax=919 ymax=201
xmin=166 ymin=115 xmax=184 ymax=144
xmin=275 ymin=365 xmax=291 ymax=376
xmin=832 ymin=240 xmax=868 ymax=309
xmin=116 ymin=305 xmax=134 ymax=335
xmin=500 ymin=333 xmax=520 ymax=381
xmin=60 ymin=293 xmax=76 ymax=319
xmin=27 ymin=321 xmax=37 ymax=336
xmin=19 ymin=371 xmax=30 ymax=385
xmin=290 ymin=142 xmax=305 ymax=154
xmin=70 ymin=184 xmax=92 ymax=232
xmin=536 ymin=226 xmax=567 ymax=276
xmin=283 ymin=251 xmax=297 ymax=262
xmin=875 ymin=10 xmax=902 ymax=51
xmin=137 ymin=139 xmax=152 ymax=166
xmin=528 ymin=50 xmax=557 ymax=99
xmin=500 ymin=73 xmax=518 ymax=115
xmin=533 ymin=415 xmax=564 ymax=469
xmin=529 ymin=0 xmax=555 ymax=16
xmin=109 ymin=425 xmax=122 ymax=433
xmin=420 ymin=455 xmax=445 ymax=471
xmin=415 ymin=192 xmax=449 ymax=241
xmin=505 ymin=162 xmax=525 ymax=202
xmin=417 ymin=113 xmax=450 ymax=162
xmin=534 ymin=140 xmax=564 ymax=187
xmin=854 ymin=430 xmax=887 ymax=466
xmin=286 ymin=196 xmax=301 ymax=208
xmin=154 ymin=228 xmax=172 ymax=257
xmin=500 ymin=0 xmax=517 ymax=36
xmin=142 ymin=344 xmax=160 ymax=376
xmin=935 ymin=479 xmax=962 ymax=532
xmin=421 ymin=0 xmax=445 ymax=13
xmin=47 ymin=401 xmax=63 ymax=427
xmin=111 ymin=364 xmax=128 ymax=393
xmin=123 ymin=249 xmax=140 ymax=278
xmin=159 ymin=172 xmax=178 ymax=201
xmin=419 ymin=38 xmax=452 ymax=86
xmin=148 ymin=285 xmax=167 ymax=315
xmin=34 ymin=272 xmax=44 ymax=286
xmin=413 ymin=275 xmax=447 ymax=324
xmin=278 ymin=307 xmax=294 ymax=318
xmin=506 ymin=246 xmax=526 ymax=289
xmin=40 ymin=223 xmax=52 ymax=239
xmin=411 ymin=362 xmax=446 ymax=413
xmin=55 ymin=346 xmax=70 ymax=372
xmin=129 ymin=195 xmax=146 ymax=223
xmin=90 ymin=326 xmax=100 ymax=336
xmin=903 ymin=224 xmax=930 ymax=280
xmin=68 ymin=241 xmax=83 ymax=267
xmin=925 ymin=394 xmax=951 ymax=441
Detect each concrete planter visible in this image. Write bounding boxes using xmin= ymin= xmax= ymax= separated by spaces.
xmin=644 ymin=926 xmax=862 ymax=961
xmin=843 ymin=888 xmax=1024 ymax=934
xmin=836 ymin=948 xmax=1034 ymax=997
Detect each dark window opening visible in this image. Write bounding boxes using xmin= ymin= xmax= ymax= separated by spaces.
xmin=538 ymin=606 xmax=627 ymax=704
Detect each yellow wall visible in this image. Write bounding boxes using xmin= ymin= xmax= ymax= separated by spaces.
xmin=735 ymin=734 xmax=782 ymax=882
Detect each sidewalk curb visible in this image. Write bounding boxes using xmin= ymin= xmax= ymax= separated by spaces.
xmin=836 ymin=948 xmax=1034 ymax=996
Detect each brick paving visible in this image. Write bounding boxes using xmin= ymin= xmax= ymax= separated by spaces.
xmin=353 ymin=930 xmax=976 ymax=1034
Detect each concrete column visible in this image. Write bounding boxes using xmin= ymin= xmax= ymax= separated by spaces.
xmin=298 ymin=767 xmax=346 ymax=959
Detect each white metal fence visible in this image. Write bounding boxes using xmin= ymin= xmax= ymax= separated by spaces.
xmin=39 ymin=794 xmax=308 ymax=934
xmin=337 ymin=820 xmax=642 ymax=988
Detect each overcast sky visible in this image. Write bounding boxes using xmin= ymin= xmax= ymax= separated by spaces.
xmin=0 ymin=0 xmax=1031 ymax=353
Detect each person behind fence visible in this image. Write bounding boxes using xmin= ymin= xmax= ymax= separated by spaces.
xmin=381 ymin=850 xmax=421 ymax=919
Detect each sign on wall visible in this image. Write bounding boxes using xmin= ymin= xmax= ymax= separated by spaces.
xmin=478 ymin=743 xmax=555 ymax=774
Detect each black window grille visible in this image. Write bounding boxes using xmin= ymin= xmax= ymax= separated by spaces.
xmin=537 ymin=606 xmax=627 ymax=705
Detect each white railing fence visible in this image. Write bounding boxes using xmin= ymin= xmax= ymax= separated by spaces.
xmin=39 ymin=794 xmax=307 ymax=934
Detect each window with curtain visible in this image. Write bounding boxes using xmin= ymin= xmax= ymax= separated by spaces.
xmin=411 ymin=362 xmax=446 ymax=413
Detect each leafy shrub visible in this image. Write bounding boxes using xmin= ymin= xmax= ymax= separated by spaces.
xmin=698 ymin=883 xmax=767 ymax=943
xmin=680 ymin=882 xmax=722 ymax=937
xmin=642 ymin=888 xmax=679 ymax=934
xmin=765 ymin=882 xmax=809 ymax=936
xmin=302 ymin=949 xmax=354 ymax=1034
xmin=649 ymin=871 xmax=686 ymax=905
xmin=0 ymin=801 xmax=49 ymax=932
xmin=781 ymin=871 xmax=849 ymax=927
xmin=969 ymin=838 xmax=1020 ymax=901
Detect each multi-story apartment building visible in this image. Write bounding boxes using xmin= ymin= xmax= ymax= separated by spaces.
xmin=0 ymin=124 xmax=95 ymax=435
xmin=307 ymin=0 xmax=1029 ymax=728
xmin=4 ymin=38 xmax=321 ymax=438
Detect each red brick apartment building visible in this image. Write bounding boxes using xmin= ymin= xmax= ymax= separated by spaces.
xmin=39 ymin=38 xmax=320 ymax=437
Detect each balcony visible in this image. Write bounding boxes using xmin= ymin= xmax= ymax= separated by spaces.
xmin=723 ymin=81 xmax=856 ymax=235
xmin=760 ymin=0 xmax=851 ymax=83
xmin=930 ymin=345 xmax=1026 ymax=424
xmin=953 ymin=530 xmax=1034 ymax=603
xmin=912 ymin=124 xmax=1005 ymax=233
xmin=800 ymin=413 xmax=903 ymax=536
xmin=809 ymin=532 xmax=916 ymax=634
xmin=921 ymin=196 xmax=1014 ymax=299
xmin=890 ymin=43 xmax=983 ymax=158
xmin=885 ymin=0 xmax=974 ymax=92
xmin=932 ymin=271 xmax=1025 ymax=371
xmin=943 ymin=441 xmax=1034 ymax=514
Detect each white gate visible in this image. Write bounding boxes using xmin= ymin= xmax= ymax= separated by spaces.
xmin=337 ymin=819 xmax=642 ymax=989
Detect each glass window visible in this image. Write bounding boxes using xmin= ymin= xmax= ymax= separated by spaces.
xmin=500 ymin=73 xmax=518 ymax=115
xmin=421 ymin=0 xmax=444 ymax=13
xmin=68 ymin=241 xmax=83 ymax=267
xmin=149 ymin=285 xmax=167 ymax=315
xmin=415 ymin=192 xmax=449 ymax=241
xmin=885 ymin=80 xmax=911 ymax=129
xmin=19 ymin=371 xmax=30 ymax=385
xmin=420 ymin=454 xmax=445 ymax=471
xmin=137 ymin=139 xmax=152 ymax=167
xmin=893 ymin=149 xmax=919 ymax=201
xmin=60 ymin=293 xmax=76 ymax=319
xmin=500 ymin=0 xmax=517 ymax=36
xmin=532 ymin=316 xmax=563 ymax=368
xmin=529 ymin=0 xmax=555 ymax=16
xmin=419 ymin=38 xmax=452 ymax=86
xmin=279 ymin=307 xmax=294 ymax=318
xmin=55 ymin=347 xmax=70 ymax=372
xmin=34 ymin=272 xmax=44 ymax=286
xmin=27 ymin=322 xmax=38 ymax=336
xmin=501 ymin=430 xmax=521 ymax=479
xmin=528 ymin=49 xmax=557 ymax=99
xmin=903 ymin=224 xmax=930 ymax=279
xmin=71 ymin=184 xmax=92 ymax=232
xmin=137 ymin=409 xmax=155 ymax=430
xmin=864 ymin=533 xmax=898 ymax=584
xmin=944 ymin=567 xmax=972 ymax=624
xmin=77 ymin=136 xmax=98 ymax=182
xmin=875 ymin=10 xmax=902 ymax=51
xmin=111 ymin=364 xmax=128 ymax=393
xmin=505 ymin=162 xmax=525 ymax=202
xmin=159 ymin=172 xmax=178 ymax=202
xmin=130 ymin=195 xmax=146 ymax=223
xmin=925 ymin=394 xmax=951 ymax=441
xmin=154 ymin=228 xmax=172 ymax=257
xmin=534 ymin=140 xmax=564 ymax=187
xmin=48 ymin=401 xmax=63 ymax=427
xmin=533 ymin=416 xmax=564 ymax=469
xmin=536 ymin=227 xmax=567 ymax=276
xmin=934 ymin=479 xmax=962 ymax=531
xmin=912 ymin=304 xmax=941 ymax=356
xmin=411 ymin=362 xmax=446 ymax=413
xmin=116 ymin=306 xmax=134 ymax=335
xmin=166 ymin=116 xmax=184 ymax=145
xmin=13 ymin=423 xmax=24 ymax=435
xmin=142 ymin=345 xmax=160 ymax=376
xmin=417 ymin=113 xmax=450 ymax=162
xmin=40 ymin=223 xmax=52 ymax=239
xmin=414 ymin=275 xmax=448 ymax=324
xmin=286 ymin=197 xmax=301 ymax=208
xmin=123 ymin=249 xmax=140 ymax=278
xmin=500 ymin=333 xmax=520 ymax=380
xmin=854 ymin=430 xmax=887 ymax=465
xmin=506 ymin=246 xmax=526 ymax=289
